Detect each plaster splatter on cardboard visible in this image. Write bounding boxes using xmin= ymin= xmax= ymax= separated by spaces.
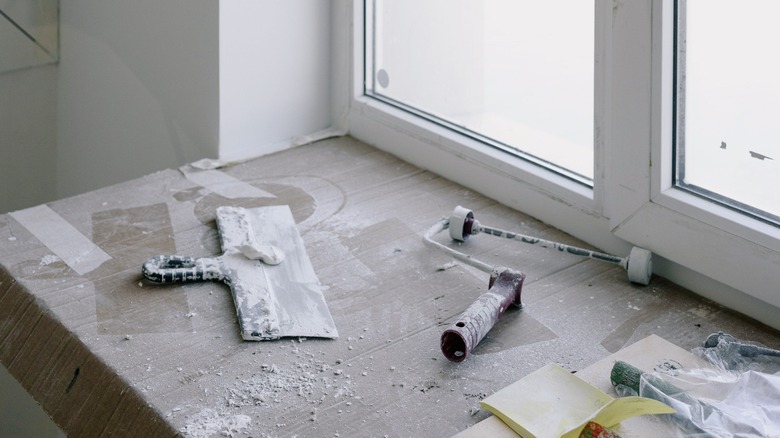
xmin=39 ymin=254 xmax=61 ymax=266
xmin=176 ymin=352 xmax=357 ymax=437
xmin=179 ymin=409 xmax=251 ymax=438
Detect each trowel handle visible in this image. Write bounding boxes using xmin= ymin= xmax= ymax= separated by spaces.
xmin=142 ymin=255 xmax=225 ymax=284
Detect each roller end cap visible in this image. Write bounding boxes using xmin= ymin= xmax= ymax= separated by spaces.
xmin=626 ymin=247 xmax=652 ymax=285
xmin=449 ymin=205 xmax=475 ymax=242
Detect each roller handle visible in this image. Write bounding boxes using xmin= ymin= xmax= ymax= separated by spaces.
xmin=610 ymin=361 xmax=711 ymax=435
xmin=142 ymin=255 xmax=225 ymax=284
xmin=610 ymin=360 xmax=683 ymax=396
xmin=441 ymin=268 xmax=525 ymax=362
xmin=449 ymin=205 xmax=652 ymax=285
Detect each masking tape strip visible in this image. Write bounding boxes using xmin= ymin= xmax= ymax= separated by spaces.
xmin=185 ymin=169 xmax=276 ymax=199
xmin=10 ymin=205 xmax=111 ymax=275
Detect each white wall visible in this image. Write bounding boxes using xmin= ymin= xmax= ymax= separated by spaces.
xmin=3 ymin=1 xmax=335 ymax=210
xmin=55 ymin=0 xmax=334 ymax=197
xmin=0 ymin=65 xmax=58 ymax=214
xmin=0 ymin=0 xmax=59 ymax=74
xmin=218 ymin=0 xmax=333 ymax=162
xmin=0 ymin=0 xmax=59 ymax=214
xmin=56 ymin=0 xmax=220 ymax=199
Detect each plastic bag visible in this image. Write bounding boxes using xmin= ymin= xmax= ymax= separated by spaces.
xmin=617 ymin=332 xmax=780 ymax=437
xmin=639 ymin=367 xmax=780 ymax=437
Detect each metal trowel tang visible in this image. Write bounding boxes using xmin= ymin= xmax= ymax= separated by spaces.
xmin=142 ymin=205 xmax=338 ymax=340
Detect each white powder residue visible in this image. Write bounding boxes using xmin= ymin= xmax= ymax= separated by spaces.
xmin=178 ymin=354 xmax=356 ymax=436
xmin=320 ymin=211 xmax=377 ymax=237
xmin=189 ymin=158 xmax=228 ymax=170
xmin=436 ymin=261 xmax=458 ymax=271
xmin=40 ymin=254 xmax=61 ymax=266
xmin=225 ymin=360 xmax=354 ymax=408
xmin=179 ymin=409 xmax=251 ymax=438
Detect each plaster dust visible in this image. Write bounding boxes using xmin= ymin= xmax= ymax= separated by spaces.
xmin=178 ymin=409 xmax=252 ymax=438
xmin=39 ymin=254 xmax=61 ymax=266
xmin=174 ymin=344 xmax=357 ymax=437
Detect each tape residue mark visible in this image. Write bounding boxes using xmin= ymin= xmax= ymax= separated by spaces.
xmin=10 ymin=205 xmax=111 ymax=275
xmin=184 ymin=169 xmax=276 ymax=200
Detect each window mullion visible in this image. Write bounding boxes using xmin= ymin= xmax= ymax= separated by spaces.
xmin=605 ymin=0 xmax=780 ymax=329
xmin=602 ymin=1 xmax=654 ymax=230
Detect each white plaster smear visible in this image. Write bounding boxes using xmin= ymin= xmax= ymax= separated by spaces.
xmin=180 ymin=409 xmax=251 ymax=438
xmin=216 ymin=205 xmax=338 ymax=339
xmin=217 ymin=206 xmax=285 ymax=265
xmin=234 ymin=243 xmax=284 ymax=265
xmin=188 ymin=157 xmax=228 ymax=170
xmin=10 ymin=205 xmax=111 ymax=275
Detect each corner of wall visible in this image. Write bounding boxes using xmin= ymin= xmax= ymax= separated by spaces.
xmin=0 ymin=65 xmax=58 ymax=214
xmin=217 ymin=0 xmax=333 ymax=162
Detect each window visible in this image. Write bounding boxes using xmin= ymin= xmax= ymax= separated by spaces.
xmin=675 ymin=0 xmax=780 ymax=225
xmin=342 ymin=0 xmax=780 ymax=328
xmin=365 ymin=0 xmax=595 ymax=184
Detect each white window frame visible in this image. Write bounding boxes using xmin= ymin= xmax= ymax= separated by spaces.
xmin=334 ymin=0 xmax=780 ymax=329
xmin=606 ymin=0 xmax=780 ymax=325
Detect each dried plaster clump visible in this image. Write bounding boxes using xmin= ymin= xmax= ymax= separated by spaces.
xmin=180 ymin=353 xmax=357 ymax=436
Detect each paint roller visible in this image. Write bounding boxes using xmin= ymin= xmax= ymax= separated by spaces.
xmin=448 ymin=206 xmax=653 ymax=285
xmin=424 ymin=206 xmax=652 ymax=362
xmin=424 ymin=217 xmax=526 ymax=362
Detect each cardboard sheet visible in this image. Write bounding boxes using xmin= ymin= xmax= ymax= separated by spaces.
xmin=1 ymin=137 xmax=778 ymax=437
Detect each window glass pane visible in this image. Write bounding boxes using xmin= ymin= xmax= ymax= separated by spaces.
xmin=367 ymin=0 xmax=594 ymax=184
xmin=676 ymin=0 xmax=780 ymax=224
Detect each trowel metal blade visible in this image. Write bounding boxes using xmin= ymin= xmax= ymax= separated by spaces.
xmin=215 ymin=205 xmax=338 ymax=340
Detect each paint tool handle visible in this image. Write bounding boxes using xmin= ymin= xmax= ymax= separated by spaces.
xmin=142 ymin=255 xmax=224 ymax=284
xmin=610 ymin=360 xmax=710 ymax=435
xmin=440 ymin=268 xmax=525 ymax=362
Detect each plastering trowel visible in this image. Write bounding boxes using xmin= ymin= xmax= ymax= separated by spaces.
xmin=142 ymin=205 xmax=338 ymax=340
